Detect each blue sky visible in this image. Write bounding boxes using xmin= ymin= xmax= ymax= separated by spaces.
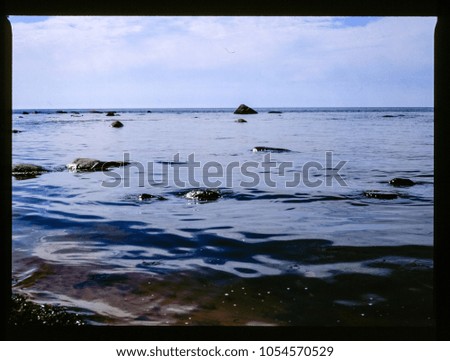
xmin=9 ymin=16 xmax=436 ymax=109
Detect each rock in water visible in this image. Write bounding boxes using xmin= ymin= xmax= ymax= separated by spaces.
xmin=66 ymin=158 xmax=129 ymax=172
xmin=184 ymin=189 xmax=222 ymax=202
xmin=235 ymin=118 xmax=247 ymax=123
xmin=389 ymin=178 xmax=415 ymax=187
xmin=110 ymin=120 xmax=124 ymax=128
xmin=138 ymin=193 xmax=167 ymax=201
xmin=106 ymin=111 xmax=117 ymax=116
xmin=268 ymin=111 xmax=282 ymax=114
xmin=12 ymin=129 xmax=22 ymax=133
xmin=252 ymin=146 xmax=291 ymax=153
xmin=363 ymin=190 xmax=398 ymax=200
xmin=234 ymin=104 xmax=258 ymax=114
xmin=12 ymin=163 xmax=48 ymax=180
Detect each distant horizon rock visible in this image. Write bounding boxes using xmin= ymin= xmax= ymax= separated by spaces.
xmin=234 ymin=104 xmax=258 ymax=114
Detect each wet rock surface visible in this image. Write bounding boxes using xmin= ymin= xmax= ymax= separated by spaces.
xmin=12 ymin=163 xmax=48 ymax=179
xmin=184 ymin=189 xmax=222 ymax=202
xmin=66 ymin=158 xmax=129 ymax=172
xmin=138 ymin=193 xmax=167 ymax=201
xmin=389 ymin=178 xmax=415 ymax=187
xmin=252 ymin=146 xmax=291 ymax=153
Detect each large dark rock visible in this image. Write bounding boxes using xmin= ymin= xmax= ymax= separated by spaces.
xmin=12 ymin=163 xmax=48 ymax=180
xmin=184 ymin=189 xmax=222 ymax=202
xmin=252 ymin=146 xmax=291 ymax=153
xmin=66 ymin=158 xmax=129 ymax=172
xmin=363 ymin=190 xmax=398 ymax=200
xmin=389 ymin=178 xmax=415 ymax=187
xmin=234 ymin=104 xmax=258 ymax=114
xmin=110 ymin=120 xmax=124 ymax=128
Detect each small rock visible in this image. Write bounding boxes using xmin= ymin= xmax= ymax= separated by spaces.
xmin=110 ymin=120 xmax=124 ymax=128
xmin=147 ymin=110 xmax=152 ymax=113
xmin=184 ymin=189 xmax=222 ymax=202
xmin=252 ymin=146 xmax=291 ymax=153
xmin=90 ymin=110 xmax=102 ymax=114
xmin=138 ymin=193 xmax=167 ymax=201
xmin=389 ymin=178 xmax=415 ymax=187
xmin=235 ymin=118 xmax=247 ymax=123
xmin=106 ymin=111 xmax=117 ymax=116
xmin=22 ymin=111 xmax=29 ymax=115
xmin=363 ymin=190 xmax=398 ymax=200
xmin=12 ymin=129 xmax=22 ymax=133
xmin=268 ymin=111 xmax=282 ymax=114
xmin=234 ymin=104 xmax=258 ymax=114
xmin=12 ymin=163 xmax=48 ymax=180
xmin=56 ymin=110 xmax=67 ymax=114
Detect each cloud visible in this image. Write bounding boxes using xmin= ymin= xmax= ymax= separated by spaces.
xmin=11 ymin=16 xmax=436 ymax=108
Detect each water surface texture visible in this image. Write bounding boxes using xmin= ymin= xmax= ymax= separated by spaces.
xmin=12 ymin=108 xmax=433 ymax=326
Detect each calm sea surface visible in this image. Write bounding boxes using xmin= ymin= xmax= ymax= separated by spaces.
xmin=12 ymin=107 xmax=434 ymax=326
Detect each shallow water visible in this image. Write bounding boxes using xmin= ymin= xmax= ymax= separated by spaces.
xmin=12 ymin=107 xmax=434 ymax=326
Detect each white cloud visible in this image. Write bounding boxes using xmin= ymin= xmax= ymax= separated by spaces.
xmin=11 ymin=16 xmax=436 ymax=108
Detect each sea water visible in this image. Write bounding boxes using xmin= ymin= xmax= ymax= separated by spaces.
xmin=11 ymin=107 xmax=434 ymax=326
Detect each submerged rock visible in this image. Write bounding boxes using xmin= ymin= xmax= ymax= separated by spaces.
xmin=389 ymin=178 xmax=415 ymax=187
xmin=234 ymin=104 xmax=258 ymax=114
xmin=12 ymin=163 xmax=48 ymax=179
xmin=66 ymin=158 xmax=129 ymax=172
xmin=110 ymin=120 xmax=124 ymax=128
xmin=252 ymin=146 xmax=291 ymax=153
xmin=138 ymin=193 xmax=167 ymax=201
xmin=56 ymin=110 xmax=67 ymax=114
xmin=12 ymin=129 xmax=22 ymax=133
xmin=235 ymin=118 xmax=247 ymax=123
xmin=268 ymin=111 xmax=282 ymax=114
xmin=363 ymin=190 xmax=398 ymax=200
xmin=90 ymin=110 xmax=102 ymax=114
xmin=184 ymin=189 xmax=222 ymax=202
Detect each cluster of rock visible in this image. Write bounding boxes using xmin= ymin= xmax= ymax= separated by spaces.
xmin=13 ymin=104 xmax=418 ymax=203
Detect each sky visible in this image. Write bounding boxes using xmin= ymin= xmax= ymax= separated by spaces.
xmin=9 ymin=16 xmax=436 ymax=109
